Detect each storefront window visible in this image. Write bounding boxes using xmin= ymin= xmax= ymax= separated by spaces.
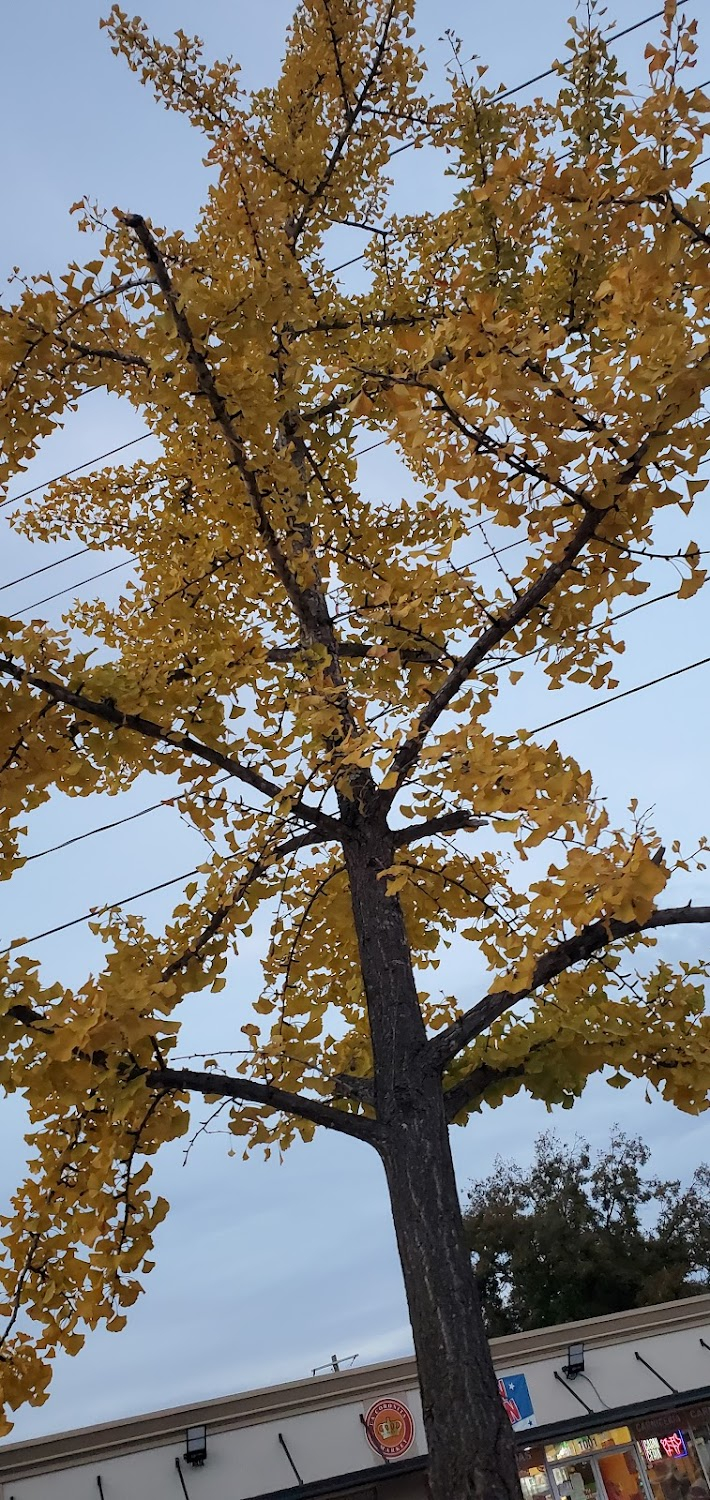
xmin=519 ymin=1444 xmax=555 ymax=1500
xmin=552 ymin=1456 xmax=601 ymax=1500
xmin=690 ymin=1425 xmax=710 ymax=1489
xmin=547 ymin=1432 xmax=635 ymax=1463
xmin=597 ymin=1448 xmax=646 ymax=1500
xmin=633 ymin=1428 xmax=710 ymax=1500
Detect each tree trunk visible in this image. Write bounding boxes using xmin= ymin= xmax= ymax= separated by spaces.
xmin=341 ymin=818 xmax=522 ymax=1500
xmin=379 ymin=1086 xmax=523 ymax=1500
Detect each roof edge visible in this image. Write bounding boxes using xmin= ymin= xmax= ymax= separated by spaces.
xmin=2 ymin=1293 xmax=709 ymax=1482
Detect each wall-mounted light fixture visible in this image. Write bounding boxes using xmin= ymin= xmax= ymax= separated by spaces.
xmin=563 ymin=1341 xmax=585 ymax=1379
xmin=184 ymin=1425 xmax=208 ymax=1466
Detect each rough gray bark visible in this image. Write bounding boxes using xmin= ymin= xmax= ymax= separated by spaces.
xmin=342 ymin=811 xmax=522 ymax=1500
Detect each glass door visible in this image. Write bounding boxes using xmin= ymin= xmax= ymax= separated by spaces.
xmin=552 ymin=1458 xmax=601 ymax=1500
xmin=597 ymin=1448 xmax=650 ymax=1500
xmin=552 ymin=1451 xmax=652 ymax=1500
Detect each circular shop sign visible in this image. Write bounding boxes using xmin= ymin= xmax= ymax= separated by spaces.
xmin=364 ymin=1397 xmax=415 ymax=1459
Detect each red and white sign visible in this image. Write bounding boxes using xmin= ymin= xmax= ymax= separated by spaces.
xmin=364 ymin=1397 xmax=415 ymax=1459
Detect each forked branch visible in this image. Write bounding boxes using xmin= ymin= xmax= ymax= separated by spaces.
xmin=122 ymin=213 xmax=315 ymax=635
xmin=0 ymin=657 xmax=339 ymax=837
xmin=431 ymin=903 xmax=710 ymax=1075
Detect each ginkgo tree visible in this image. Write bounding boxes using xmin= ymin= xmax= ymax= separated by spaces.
xmin=1 ymin=2 xmax=710 ymax=1497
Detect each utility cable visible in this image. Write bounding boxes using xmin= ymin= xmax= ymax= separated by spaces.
xmin=0 ymin=439 xmax=389 ymax=613
xmin=320 ymin=8 xmax=673 ymax=267
xmin=19 ymin=774 xmax=231 ymax=866
xmin=4 ymin=646 xmax=707 ymax=954
xmin=21 ymin=797 xmax=180 ymax=865
xmin=493 ymin=10 xmax=664 ymax=103
xmin=0 ymin=7 xmax=690 ymax=510
xmin=0 ymin=868 xmax=202 ymax=957
xmin=2 ymin=584 xmax=693 ymax=870
xmin=530 ymin=653 xmax=710 ymax=736
xmin=0 ymin=547 xmax=92 ymax=593
xmin=7 ymin=559 xmax=132 ymax=620
xmin=1 ymin=434 xmax=151 ymax=510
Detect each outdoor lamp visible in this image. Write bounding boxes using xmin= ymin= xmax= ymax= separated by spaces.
xmin=184 ymin=1425 xmax=208 ymax=1466
xmin=563 ymin=1342 xmax=585 ymax=1379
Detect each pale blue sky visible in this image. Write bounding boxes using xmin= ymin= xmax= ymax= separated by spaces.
xmin=1 ymin=0 xmax=709 ymax=1442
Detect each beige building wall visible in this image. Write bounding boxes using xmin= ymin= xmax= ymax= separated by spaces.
xmin=1 ymin=1296 xmax=709 ymax=1500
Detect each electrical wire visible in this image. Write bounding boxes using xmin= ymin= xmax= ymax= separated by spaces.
xmin=366 ymin=9 xmax=670 ymax=174
xmin=0 ymin=868 xmax=202 ymax=958
xmin=0 ymin=547 xmax=92 ymax=593
xmin=19 ymin=774 xmax=231 ymax=865
xmin=0 ymin=16 xmax=699 ymax=962
xmin=7 ymin=559 xmax=132 ymax=620
xmin=530 ymin=653 xmax=710 ymax=736
xmin=21 ymin=797 xmax=180 ymax=865
xmin=3 ymin=646 xmax=708 ymax=954
xmin=3 ymin=456 xmax=705 ymax=618
xmin=1 ymin=434 xmax=151 ymax=511
xmin=327 ymin=10 xmax=673 ymax=268
xmin=0 ymin=14 xmax=689 ymax=521
xmin=0 ymin=439 xmax=390 ymax=616
xmin=493 ymin=10 xmax=665 ymax=103
xmin=2 ymin=584 xmax=694 ymax=876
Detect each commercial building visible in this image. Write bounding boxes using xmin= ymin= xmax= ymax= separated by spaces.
xmin=2 ymin=1294 xmax=710 ymax=1500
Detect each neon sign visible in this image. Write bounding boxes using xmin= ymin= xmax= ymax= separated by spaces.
xmin=640 ymin=1432 xmax=687 ymax=1464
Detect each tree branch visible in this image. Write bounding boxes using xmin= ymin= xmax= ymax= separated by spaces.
xmin=0 ymin=656 xmax=340 ymax=838
xmin=332 ymin=1072 xmax=375 ymax=1107
xmin=393 ymin=811 xmax=487 ymax=845
xmin=658 ymin=194 xmax=710 ymax=250
xmin=431 ymin=904 xmax=710 ymax=1074
xmin=385 ymin=505 xmax=605 ymax=797
xmin=149 ymin=1066 xmax=379 ymax=1144
xmin=161 ymin=830 xmax=332 ymax=983
xmin=444 ymin=1059 xmax=527 ymax=1122
xmin=384 ymin=418 xmax=674 ymax=800
xmin=122 ymin=213 xmax=315 ymax=635
xmin=289 ymin=1 xmax=397 ymax=242
xmin=57 ymin=336 xmax=152 ymax=373
xmin=265 ymin=641 xmax=447 ymax=665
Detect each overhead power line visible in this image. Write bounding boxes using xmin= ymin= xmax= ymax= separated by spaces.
xmin=2 ymin=433 xmax=389 ymax=523
xmin=2 ymin=434 xmax=151 ymax=511
xmin=5 ymin=584 xmax=684 ymax=868
xmin=0 ymin=868 xmax=201 ymax=958
xmin=3 ymin=643 xmax=708 ymax=955
xmin=493 ymin=10 xmax=665 ymax=103
xmin=21 ymin=796 xmax=180 ymax=864
xmin=0 ymin=13 xmax=691 ymax=519
xmin=376 ymin=10 xmax=669 ymax=173
xmin=332 ymin=8 xmax=673 ymax=271
xmin=530 ymin=653 xmax=710 ymax=737
xmin=1 ymin=439 xmax=389 ymax=617
xmin=2 ymin=584 xmax=701 ymax=950
xmin=338 ymin=8 xmax=671 ymax=192
xmin=3 ymin=438 xmax=705 ymax=616
xmin=7 ymin=559 xmax=132 ymax=620
xmin=0 ymin=547 xmax=93 ymax=593
xmin=19 ymin=774 xmax=232 ymax=866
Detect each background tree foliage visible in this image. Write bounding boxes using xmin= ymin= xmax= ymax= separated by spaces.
xmin=1 ymin=1 xmax=710 ymax=1495
xmin=465 ymin=1129 xmax=710 ymax=1336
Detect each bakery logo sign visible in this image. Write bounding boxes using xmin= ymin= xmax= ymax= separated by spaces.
xmin=364 ymin=1397 xmax=416 ymax=1459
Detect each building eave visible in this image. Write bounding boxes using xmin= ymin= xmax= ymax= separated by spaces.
xmin=1 ymin=1293 xmax=709 ymax=1485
